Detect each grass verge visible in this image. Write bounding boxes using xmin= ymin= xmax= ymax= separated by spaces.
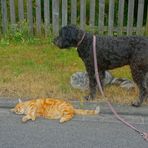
xmin=0 ymin=39 xmax=147 ymax=105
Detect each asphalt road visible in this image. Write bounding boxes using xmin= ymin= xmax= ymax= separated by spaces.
xmin=0 ymin=108 xmax=148 ymax=148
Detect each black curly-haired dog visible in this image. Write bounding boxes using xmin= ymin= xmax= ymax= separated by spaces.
xmin=54 ymin=25 xmax=148 ymax=107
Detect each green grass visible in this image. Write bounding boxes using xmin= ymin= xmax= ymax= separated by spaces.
xmin=0 ymin=38 xmax=84 ymax=99
xmin=0 ymin=37 xmax=146 ymax=105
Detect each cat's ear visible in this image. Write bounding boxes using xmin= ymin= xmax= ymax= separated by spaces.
xmin=18 ymin=98 xmax=22 ymax=103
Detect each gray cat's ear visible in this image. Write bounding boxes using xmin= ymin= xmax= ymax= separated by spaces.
xmin=18 ymin=99 xmax=22 ymax=103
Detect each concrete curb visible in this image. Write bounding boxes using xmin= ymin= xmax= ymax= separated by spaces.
xmin=0 ymin=97 xmax=148 ymax=116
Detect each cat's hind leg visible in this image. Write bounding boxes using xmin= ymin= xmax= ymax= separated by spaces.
xmin=60 ymin=110 xmax=74 ymax=123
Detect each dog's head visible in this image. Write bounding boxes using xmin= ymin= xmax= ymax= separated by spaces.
xmin=54 ymin=25 xmax=82 ymax=48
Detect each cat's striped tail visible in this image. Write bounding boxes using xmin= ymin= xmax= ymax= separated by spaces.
xmin=74 ymin=106 xmax=100 ymax=115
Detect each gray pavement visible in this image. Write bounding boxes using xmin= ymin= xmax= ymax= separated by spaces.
xmin=0 ymin=97 xmax=148 ymax=148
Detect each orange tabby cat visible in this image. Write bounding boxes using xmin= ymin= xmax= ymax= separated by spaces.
xmin=11 ymin=98 xmax=100 ymax=123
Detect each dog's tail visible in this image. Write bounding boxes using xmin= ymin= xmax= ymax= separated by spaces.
xmin=74 ymin=106 xmax=100 ymax=115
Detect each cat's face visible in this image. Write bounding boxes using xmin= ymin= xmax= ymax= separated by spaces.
xmin=11 ymin=103 xmax=25 ymax=114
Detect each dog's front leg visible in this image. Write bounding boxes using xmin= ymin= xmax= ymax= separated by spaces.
xmin=84 ymin=64 xmax=97 ymax=100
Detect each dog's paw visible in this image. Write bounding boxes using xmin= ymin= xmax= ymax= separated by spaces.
xmin=84 ymin=95 xmax=94 ymax=100
xmin=131 ymin=101 xmax=141 ymax=107
xmin=84 ymin=95 xmax=91 ymax=100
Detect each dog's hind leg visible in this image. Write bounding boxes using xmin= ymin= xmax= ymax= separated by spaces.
xmin=132 ymin=86 xmax=148 ymax=107
xmin=131 ymin=66 xmax=148 ymax=107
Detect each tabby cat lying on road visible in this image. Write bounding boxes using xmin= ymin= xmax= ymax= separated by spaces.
xmin=11 ymin=98 xmax=100 ymax=123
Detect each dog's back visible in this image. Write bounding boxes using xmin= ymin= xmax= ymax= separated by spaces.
xmin=95 ymin=36 xmax=148 ymax=69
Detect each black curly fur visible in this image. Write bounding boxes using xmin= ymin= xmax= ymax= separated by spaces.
xmin=54 ymin=25 xmax=148 ymax=107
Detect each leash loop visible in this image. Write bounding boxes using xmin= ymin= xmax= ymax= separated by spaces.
xmin=92 ymin=35 xmax=148 ymax=142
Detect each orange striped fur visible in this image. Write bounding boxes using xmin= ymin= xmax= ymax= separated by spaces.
xmin=11 ymin=98 xmax=100 ymax=123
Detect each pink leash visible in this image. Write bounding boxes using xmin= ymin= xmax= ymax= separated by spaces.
xmin=92 ymin=35 xmax=148 ymax=141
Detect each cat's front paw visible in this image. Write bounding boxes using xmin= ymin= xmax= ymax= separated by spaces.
xmin=22 ymin=116 xmax=29 ymax=122
xmin=59 ymin=118 xmax=66 ymax=123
